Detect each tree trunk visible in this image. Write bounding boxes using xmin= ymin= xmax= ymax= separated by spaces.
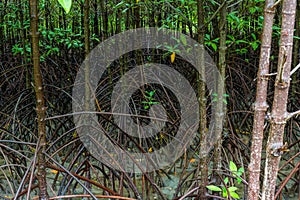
xmin=93 ymin=0 xmax=99 ymax=38
xmin=84 ymin=0 xmax=91 ymax=112
xmin=134 ymin=0 xmax=140 ymax=28
xmin=100 ymin=0 xmax=108 ymax=39
xmin=196 ymin=0 xmax=208 ymax=199
xmin=247 ymin=1 xmax=275 ymax=199
xmin=213 ymin=0 xmax=227 ymax=186
xmin=262 ymin=0 xmax=296 ymax=199
xmin=84 ymin=0 xmax=90 ymax=57
xmin=29 ymin=0 xmax=49 ymax=198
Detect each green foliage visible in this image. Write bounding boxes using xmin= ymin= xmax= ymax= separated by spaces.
xmin=2 ymin=0 xmax=295 ymax=198
xmin=142 ymin=90 xmax=159 ymax=109
xmin=206 ymin=185 xmax=222 ymax=192
xmin=12 ymin=43 xmax=31 ymax=56
xmin=39 ymin=27 xmax=83 ymax=57
xmin=205 ymin=34 xmax=219 ymax=51
xmin=57 ymin=0 xmax=72 ymax=14
xmin=212 ymin=93 xmax=230 ymax=104
xmin=206 ymin=161 xmax=244 ymax=199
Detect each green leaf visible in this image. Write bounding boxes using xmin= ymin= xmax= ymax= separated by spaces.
xmin=148 ymin=102 xmax=159 ymax=105
xmin=235 ymin=40 xmax=247 ymax=44
xmin=114 ymin=1 xmax=125 ymax=9
xmin=206 ymin=185 xmax=222 ymax=192
xmin=204 ymin=34 xmax=211 ymax=40
xmin=230 ymin=192 xmax=240 ymax=199
xmin=57 ymin=0 xmax=72 ymax=13
xmin=249 ymin=7 xmax=257 ymax=14
xmin=294 ymin=36 xmax=300 ymax=40
xmin=251 ymin=33 xmax=257 ymax=40
xmin=227 ymin=34 xmax=235 ymax=41
xmin=250 ymin=42 xmax=259 ymax=51
xmin=122 ymin=7 xmax=129 ymax=13
xmin=211 ymin=43 xmax=217 ymax=51
xmin=149 ymin=90 xmax=155 ymax=96
xmin=224 ymin=177 xmax=229 ymax=185
xmin=222 ymin=187 xmax=228 ymax=197
xmin=236 ymin=48 xmax=248 ymax=54
xmin=180 ymin=34 xmax=187 ymax=46
xmin=145 ymin=96 xmax=155 ymax=101
xmin=229 ymin=161 xmax=238 ymax=173
xmin=237 ymin=167 xmax=244 ymax=177
xmin=237 ymin=177 xmax=242 ymax=184
xmin=228 ymin=186 xmax=238 ymax=192
xmin=238 ymin=167 xmax=244 ymax=174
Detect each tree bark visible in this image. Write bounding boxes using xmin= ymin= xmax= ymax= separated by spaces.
xmin=134 ymin=0 xmax=140 ymax=28
xmin=100 ymin=0 xmax=108 ymax=39
xmin=84 ymin=0 xmax=91 ymax=113
xmin=84 ymin=0 xmax=90 ymax=57
xmin=213 ymin=0 xmax=227 ymax=186
xmin=196 ymin=0 xmax=208 ymax=199
xmin=247 ymin=1 xmax=275 ymax=200
xmin=262 ymin=0 xmax=296 ymax=199
xmin=29 ymin=0 xmax=49 ymax=198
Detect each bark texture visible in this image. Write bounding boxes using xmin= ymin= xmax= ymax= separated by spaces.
xmin=262 ymin=0 xmax=296 ymax=199
xmin=213 ymin=0 xmax=227 ymax=182
xmin=196 ymin=0 xmax=208 ymax=199
xmin=247 ymin=1 xmax=275 ymax=199
xmin=29 ymin=0 xmax=49 ymax=198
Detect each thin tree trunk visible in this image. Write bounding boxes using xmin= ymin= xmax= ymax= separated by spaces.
xmin=94 ymin=0 xmax=99 ymax=38
xmin=100 ymin=0 xmax=108 ymax=39
xmin=115 ymin=8 xmax=121 ymax=34
xmin=247 ymin=1 xmax=275 ymax=199
xmin=84 ymin=0 xmax=90 ymax=112
xmin=84 ymin=0 xmax=90 ymax=57
xmin=196 ymin=0 xmax=208 ymax=199
xmin=134 ymin=0 xmax=140 ymax=28
xmin=213 ymin=0 xmax=227 ymax=183
xmin=261 ymin=0 xmax=296 ymax=199
xmin=29 ymin=0 xmax=48 ymax=198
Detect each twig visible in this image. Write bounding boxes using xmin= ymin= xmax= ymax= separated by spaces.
xmin=178 ymin=186 xmax=199 ymax=200
xmin=254 ymin=62 xmax=300 ymax=81
xmin=286 ymin=110 xmax=300 ymax=120
xmin=33 ymin=194 xmax=137 ymax=200
xmin=45 ymin=111 xmax=168 ymax=122
xmin=290 ymin=62 xmax=300 ymax=76
xmin=269 ymin=0 xmax=282 ymax=10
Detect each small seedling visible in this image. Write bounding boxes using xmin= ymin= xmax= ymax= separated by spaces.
xmin=206 ymin=161 xmax=244 ymax=199
xmin=141 ymin=90 xmax=160 ymax=109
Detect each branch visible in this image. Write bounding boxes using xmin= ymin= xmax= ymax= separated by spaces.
xmin=286 ymin=110 xmax=300 ymax=120
xmin=269 ymin=0 xmax=282 ymax=10
xmin=290 ymin=62 xmax=300 ymax=76
xmin=202 ymin=0 xmax=227 ymax=29
xmin=228 ymin=0 xmax=243 ymax=9
xmin=254 ymin=62 xmax=300 ymax=81
xmin=164 ymin=1 xmax=197 ymax=28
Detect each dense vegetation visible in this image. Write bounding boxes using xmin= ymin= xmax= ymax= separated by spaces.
xmin=0 ymin=0 xmax=299 ymax=199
